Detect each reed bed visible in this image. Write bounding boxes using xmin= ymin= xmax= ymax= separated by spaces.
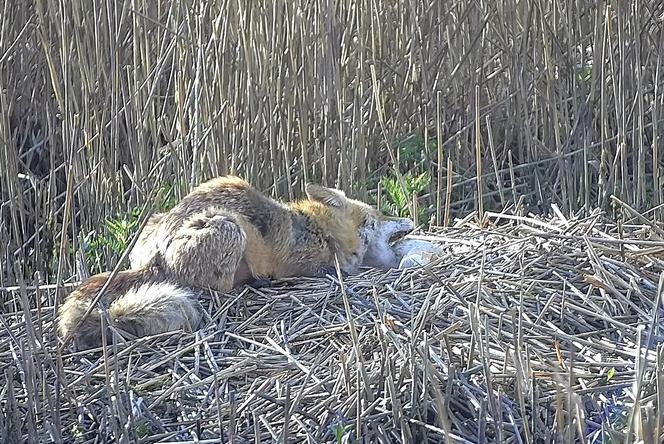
xmin=2 ymin=209 xmax=663 ymax=443
xmin=2 ymin=0 xmax=664 ymax=442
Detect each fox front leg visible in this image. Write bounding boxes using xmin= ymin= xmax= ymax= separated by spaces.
xmin=317 ymin=265 xmax=350 ymax=279
xmin=244 ymin=276 xmax=273 ymax=289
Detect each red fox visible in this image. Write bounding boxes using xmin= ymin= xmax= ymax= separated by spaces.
xmin=58 ymin=176 xmax=414 ymax=350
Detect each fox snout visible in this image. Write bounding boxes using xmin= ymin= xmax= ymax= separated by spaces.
xmin=362 ymin=216 xmax=415 ymax=269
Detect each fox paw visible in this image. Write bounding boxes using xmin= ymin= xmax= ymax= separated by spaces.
xmin=245 ymin=277 xmax=272 ymax=289
xmin=205 ymin=214 xmax=233 ymax=228
xmin=185 ymin=213 xmax=234 ymax=231
xmin=319 ymin=266 xmax=349 ymax=279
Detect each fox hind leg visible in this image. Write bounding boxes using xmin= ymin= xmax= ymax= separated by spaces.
xmin=129 ymin=212 xmax=165 ymax=269
xmin=163 ymin=209 xmax=246 ymax=292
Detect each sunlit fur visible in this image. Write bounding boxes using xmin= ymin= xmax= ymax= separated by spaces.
xmin=59 ymin=176 xmax=413 ymax=349
xmin=57 ymin=270 xmax=202 ymax=351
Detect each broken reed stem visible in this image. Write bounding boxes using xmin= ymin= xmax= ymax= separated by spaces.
xmin=475 ymin=84 xmax=483 ymax=223
xmin=3 ymin=215 xmax=664 ymax=442
xmin=2 ymin=0 xmax=664 ymax=442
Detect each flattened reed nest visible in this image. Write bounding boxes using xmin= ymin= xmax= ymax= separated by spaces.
xmin=2 ymin=209 xmax=664 ymax=443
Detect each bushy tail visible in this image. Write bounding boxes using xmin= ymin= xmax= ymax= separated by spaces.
xmin=57 ymin=270 xmax=203 ymax=351
xmin=110 ymin=281 xmax=202 ymax=338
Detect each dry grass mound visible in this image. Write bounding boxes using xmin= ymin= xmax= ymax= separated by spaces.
xmin=2 ymin=210 xmax=664 ymax=443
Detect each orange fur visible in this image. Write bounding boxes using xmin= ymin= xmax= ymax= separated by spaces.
xmin=59 ymin=176 xmax=414 ymax=349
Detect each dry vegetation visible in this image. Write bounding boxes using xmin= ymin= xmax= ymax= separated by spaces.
xmin=4 ymin=214 xmax=664 ymax=443
xmin=2 ymin=0 xmax=664 ymax=442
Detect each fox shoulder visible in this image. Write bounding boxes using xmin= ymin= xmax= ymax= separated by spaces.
xmin=195 ymin=175 xmax=253 ymax=194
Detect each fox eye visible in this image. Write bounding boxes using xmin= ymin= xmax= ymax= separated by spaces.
xmin=359 ymin=216 xmax=376 ymax=244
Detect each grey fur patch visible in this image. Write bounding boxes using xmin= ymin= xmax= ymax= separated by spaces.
xmin=111 ymin=281 xmax=203 ymax=338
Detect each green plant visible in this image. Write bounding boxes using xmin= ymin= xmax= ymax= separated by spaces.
xmin=395 ymin=133 xmax=436 ymax=172
xmin=80 ymin=183 xmax=179 ymax=274
xmin=135 ymin=420 xmax=152 ymax=439
xmin=330 ymin=421 xmax=357 ymax=444
xmin=82 ymin=207 xmax=142 ymax=273
xmin=70 ymin=423 xmax=84 ymax=440
xmin=380 ymin=171 xmax=433 ymax=227
xmin=156 ymin=183 xmax=180 ymax=212
xmin=577 ymin=65 xmax=592 ymax=84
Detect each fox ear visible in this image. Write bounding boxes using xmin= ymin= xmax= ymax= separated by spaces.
xmin=305 ymin=183 xmax=347 ymax=207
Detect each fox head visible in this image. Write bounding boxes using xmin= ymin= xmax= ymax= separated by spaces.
xmin=305 ymin=184 xmax=415 ymax=272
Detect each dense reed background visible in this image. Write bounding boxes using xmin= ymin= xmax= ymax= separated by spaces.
xmin=2 ymin=0 xmax=664 ymax=442
xmin=1 ymin=0 xmax=663 ymax=285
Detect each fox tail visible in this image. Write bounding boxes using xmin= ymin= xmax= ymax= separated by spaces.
xmin=57 ymin=268 xmax=203 ymax=351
